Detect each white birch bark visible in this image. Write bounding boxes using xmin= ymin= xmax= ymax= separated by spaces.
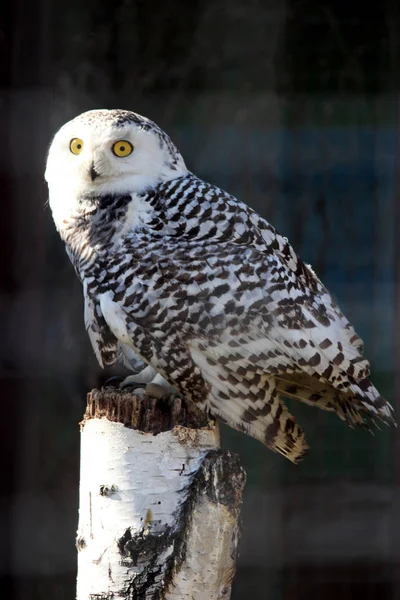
xmin=76 ymin=390 xmax=246 ymax=600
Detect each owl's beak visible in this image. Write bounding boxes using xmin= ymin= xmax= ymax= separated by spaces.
xmin=90 ymin=163 xmax=100 ymax=181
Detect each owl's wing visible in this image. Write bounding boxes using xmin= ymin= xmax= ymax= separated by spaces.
xmin=145 ymin=239 xmax=391 ymax=425
xmin=245 ymin=208 xmax=365 ymax=354
xmin=105 ymin=237 xmax=391 ymax=463
xmin=165 ymin=243 xmax=369 ymax=389
xmin=155 ymin=175 xmax=364 ymax=355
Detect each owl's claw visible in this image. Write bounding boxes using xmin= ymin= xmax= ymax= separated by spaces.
xmin=102 ymin=375 xmax=128 ymax=388
xmin=102 ymin=368 xmax=179 ymax=401
xmin=102 ymin=374 xmax=147 ymax=396
xmin=101 ymin=356 xmax=183 ymax=401
xmin=120 ymin=365 xmax=160 ymax=388
xmin=102 ymin=375 xmax=146 ymax=395
xmin=119 ymin=380 xmax=148 ymax=398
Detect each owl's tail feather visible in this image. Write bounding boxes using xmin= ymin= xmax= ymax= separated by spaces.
xmin=191 ymin=347 xmax=309 ymax=463
xmin=209 ymin=389 xmax=309 ymax=464
xmin=276 ymin=374 xmax=395 ymax=431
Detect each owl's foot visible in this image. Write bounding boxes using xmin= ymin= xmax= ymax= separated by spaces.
xmin=102 ymin=370 xmax=207 ymax=425
xmin=119 ymin=367 xmax=179 ymax=399
xmin=102 ymin=375 xmax=135 ymax=387
xmin=120 ymin=365 xmax=158 ymax=387
xmin=103 ymin=375 xmax=174 ymax=400
xmin=122 ymin=382 xmax=176 ymax=400
xmin=102 ymin=368 xmax=151 ymax=397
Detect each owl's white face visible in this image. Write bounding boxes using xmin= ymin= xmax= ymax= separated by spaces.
xmin=45 ymin=109 xmax=187 ymax=226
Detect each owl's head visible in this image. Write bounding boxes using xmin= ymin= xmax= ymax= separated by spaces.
xmin=45 ymin=109 xmax=187 ymax=222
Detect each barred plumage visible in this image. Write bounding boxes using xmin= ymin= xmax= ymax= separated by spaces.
xmin=45 ymin=109 xmax=394 ymax=463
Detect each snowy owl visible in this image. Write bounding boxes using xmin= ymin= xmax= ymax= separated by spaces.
xmin=45 ymin=109 xmax=394 ymax=463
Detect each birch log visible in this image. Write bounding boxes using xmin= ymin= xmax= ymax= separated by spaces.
xmin=76 ymin=388 xmax=246 ymax=600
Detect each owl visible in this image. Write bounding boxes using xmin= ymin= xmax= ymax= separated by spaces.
xmin=45 ymin=109 xmax=394 ymax=463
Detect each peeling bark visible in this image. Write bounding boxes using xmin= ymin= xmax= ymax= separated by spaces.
xmin=76 ymin=388 xmax=246 ymax=600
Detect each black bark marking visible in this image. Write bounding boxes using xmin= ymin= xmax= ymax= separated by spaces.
xmin=115 ymin=450 xmax=245 ymax=599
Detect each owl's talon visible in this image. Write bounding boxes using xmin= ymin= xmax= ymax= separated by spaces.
xmin=120 ymin=379 xmax=147 ymax=391
xmin=102 ymin=375 xmax=125 ymax=388
xmin=129 ymin=386 xmax=147 ymax=399
xmin=120 ymin=366 xmax=159 ymax=389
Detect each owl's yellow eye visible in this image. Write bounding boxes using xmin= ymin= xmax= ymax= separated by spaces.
xmin=70 ymin=138 xmax=84 ymax=155
xmin=112 ymin=140 xmax=133 ymax=157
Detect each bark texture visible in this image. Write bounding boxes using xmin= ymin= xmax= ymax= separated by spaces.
xmin=76 ymin=388 xmax=246 ymax=600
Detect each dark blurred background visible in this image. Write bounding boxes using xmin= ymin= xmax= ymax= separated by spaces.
xmin=1 ymin=0 xmax=400 ymax=598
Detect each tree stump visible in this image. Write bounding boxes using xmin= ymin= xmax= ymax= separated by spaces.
xmin=76 ymin=388 xmax=246 ymax=600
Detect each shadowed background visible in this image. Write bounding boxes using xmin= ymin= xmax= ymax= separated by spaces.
xmin=1 ymin=0 xmax=400 ymax=598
